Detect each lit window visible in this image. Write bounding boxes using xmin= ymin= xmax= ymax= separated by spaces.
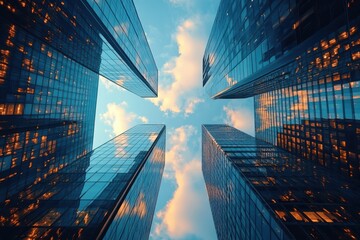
xmin=275 ymin=210 xmax=287 ymax=221
xmin=316 ymin=212 xmax=333 ymax=223
xmin=303 ymin=211 xmax=321 ymax=222
xmin=290 ymin=210 xmax=308 ymax=222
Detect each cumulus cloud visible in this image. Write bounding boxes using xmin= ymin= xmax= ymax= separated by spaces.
xmin=149 ymin=18 xmax=205 ymax=116
xmin=100 ymin=102 xmax=149 ymax=136
xmin=185 ymin=98 xmax=204 ymax=116
xmin=138 ymin=116 xmax=149 ymax=123
xmin=223 ymin=100 xmax=255 ymax=136
xmin=151 ymin=126 xmax=216 ymax=239
xmin=166 ymin=125 xmax=197 ymax=169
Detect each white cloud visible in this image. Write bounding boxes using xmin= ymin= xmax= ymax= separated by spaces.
xmin=185 ymin=97 xmax=204 ymax=116
xmin=149 ymin=18 xmax=205 ymax=116
xmin=151 ymin=126 xmax=216 ymax=240
xmin=223 ymin=100 xmax=255 ymax=136
xmin=138 ymin=116 xmax=149 ymax=123
xmin=99 ymin=75 xmax=113 ymax=92
xmin=100 ymin=102 xmax=149 ymax=136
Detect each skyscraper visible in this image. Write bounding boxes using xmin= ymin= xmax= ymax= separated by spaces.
xmin=0 ymin=0 xmax=158 ymax=192
xmin=203 ymin=0 xmax=360 ymax=99
xmin=203 ymin=0 xmax=360 ymax=178
xmin=203 ymin=124 xmax=360 ymax=240
xmin=0 ymin=0 xmax=102 ymax=198
xmin=203 ymin=1 xmax=360 ymax=237
xmin=0 ymin=124 xmax=165 ymax=239
xmin=0 ymin=0 xmax=162 ymax=239
xmin=86 ymin=0 xmax=158 ymax=97
xmin=255 ymin=84 xmax=360 ymax=178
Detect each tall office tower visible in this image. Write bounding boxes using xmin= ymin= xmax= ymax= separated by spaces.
xmin=202 ymin=124 xmax=360 ymax=240
xmin=85 ymin=0 xmax=158 ymax=97
xmin=0 ymin=0 xmax=157 ymax=198
xmin=0 ymin=0 xmax=161 ymax=239
xmin=0 ymin=124 xmax=165 ymax=239
xmin=0 ymin=0 xmax=102 ymax=199
xmin=203 ymin=0 xmax=360 ymax=178
xmin=203 ymin=0 xmax=360 ymax=99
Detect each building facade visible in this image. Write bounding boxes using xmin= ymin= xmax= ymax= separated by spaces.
xmin=202 ymin=124 xmax=360 ymax=240
xmin=0 ymin=0 xmax=102 ymax=198
xmin=0 ymin=0 xmax=158 ymax=193
xmin=85 ymin=0 xmax=158 ymax=97
xmin=255 ymin=83 xmax=360 ymax=179
xmin=203 ymin=0 xmax=360 ymax=238
xmin=203 ymin=0 xmax=360 ymax=179
xmin=203 ymin=0 xmax=360 ymax=99
xmin=0 ymin=0 xmax=161 ymax=239
xmin=0 ymin=124 xmax=165 ymax=239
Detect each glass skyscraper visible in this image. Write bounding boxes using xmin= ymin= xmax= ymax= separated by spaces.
xmin=0 ymin=0 xmax=102 ymax=199
xmin=203 ymin=0 xmax=360 ymax=99
xmin=203 ymin=0 xmax=360 ymax=238
xmin=86 ymin=0 xmax=158 ymax=97
xmin=203 ymin=0 xmax=360 ymax=177
xmin=255 ymin=84 xmax=360 ymax=179
xmin=0 ymin=0 xmax=162 ymax=239
xmin=0 ymin=0 xmax=158 ymax=189
xmin=0 ymin=124 xmax=165 ymax=239
xmin=203 ymin=124 xmax=360 ymax=240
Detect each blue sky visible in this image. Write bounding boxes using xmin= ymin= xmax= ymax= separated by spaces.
xmin=93 ymin=0 xmax=255 ymax=239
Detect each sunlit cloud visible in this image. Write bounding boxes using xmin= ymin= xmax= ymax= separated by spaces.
xmin=166 ymin=125 xmax=197 ymax=169
xmin=100 ymin=102 xmax=149 ymax=136
xmin=139 ymin=116 xmax=149 ymax=123
xmin=185 ymin=97 xmax=204 ymax=116
xmin=99 ymin=75 xmax=113 ymax=92
xmin=149 ymin=18 xmax=205 ymax=116
xmin=223 ymin=100 xmax=255 ymax=136
xmin=151 ymin=126 xmax=216 ymax=240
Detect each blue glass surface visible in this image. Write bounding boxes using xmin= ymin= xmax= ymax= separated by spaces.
xmin=0 ymin=0 xmax=161 ymax=239
xmin=202 ymin=124 xmax=360 ymax=239
xmin=203 ymin=0 xmax=360 ymax=99
xmin=0 ymin=124 xmax=165 ymax=239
